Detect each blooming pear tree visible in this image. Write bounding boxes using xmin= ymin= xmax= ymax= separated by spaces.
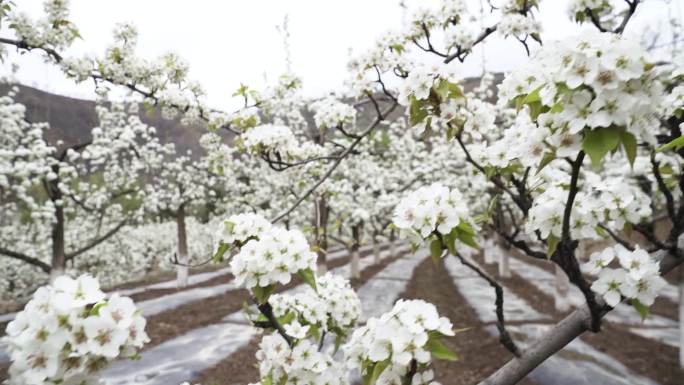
xmin=0 ymin=85 xmax=165 ymax=282
xmin=3 ymin=0 xmax=684 ymax=384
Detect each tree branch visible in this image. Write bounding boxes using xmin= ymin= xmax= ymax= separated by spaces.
xmin=270 ymin=103 xmax=398 ymax=224
xmin=65 ymin=219 xmax=127 ymax=261
xmin=452 ymin=252 xmax=521 ymax=357
xmin=0 ymin=247 xmax=51 ymax=273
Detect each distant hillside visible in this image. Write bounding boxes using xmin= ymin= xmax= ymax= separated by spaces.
xmin=0 ymin=74 xmax=501 ymax=155
xmin=0 ymin=83 xmax=209 ymax=156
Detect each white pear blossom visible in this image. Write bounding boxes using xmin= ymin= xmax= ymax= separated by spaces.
xmin=4 ymin=274 xmax=149 ymax=385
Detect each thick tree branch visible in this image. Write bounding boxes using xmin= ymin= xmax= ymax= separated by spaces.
xmin=65 ymin=219 xmax=127 ymax=261
xmin=0 ymin=247 xmax=51 ymax=273
xmin=561 ymin=151 xmax=585 ymax=242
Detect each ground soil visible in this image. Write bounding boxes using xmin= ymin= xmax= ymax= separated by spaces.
xmin=127 ymin=270 xmax=236 ymax=303
xmin=398 ymin=258 xmax=537 ymax=385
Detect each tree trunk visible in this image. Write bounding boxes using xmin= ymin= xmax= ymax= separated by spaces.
xmin=350 ymin=224 xmax=361 ymax=279
xmin=314 ymin=198 xmax=329 ymax=274
xmin=497 ymin=237 xmax=510 ymax=278
xmin=554 ymin=264 xmax=571 ymax=312
xmin=176 ymin=204 xmax=189 ymax=288
xmin=372 ymin=235 xmax=381 ymax=264
xmin=389 ymin=228 xmax=397 ymax=258
xmin=484 ymin=238 xmax=495 ymax=264
xmin=49 ymin=203 xmax=66 ymax=282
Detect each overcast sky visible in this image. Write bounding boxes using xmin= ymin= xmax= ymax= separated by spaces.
xmin=1 ymin=0 xmax=680 ymax=109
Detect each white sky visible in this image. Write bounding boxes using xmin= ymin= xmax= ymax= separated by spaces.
xmin=1 ymin=0 xmax=680 ymax=110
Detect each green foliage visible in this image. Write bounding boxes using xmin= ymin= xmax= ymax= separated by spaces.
xmin=298 ymin=268 xmax=317 ymax=292
xmin=656 ymin=135 xmax=684 ymax=153
xmin=546 ymin=234 xmax=559 ymax=258
xmin=362 ymin=359 xmax=390 ymax=385
xmin=409 ymin=95 xmax=429 ymax=127
xmin=433 ymin=79 xmax=464 ymax=101
xmin=88 ymin=302 xmax=107 ymax=317
xmin=537 ymin=151 xmax=556 ymax=174
xmin=631 ymin=299 xmax=649 ymax=321
xmin=582 ymin=127 xmax=621 ymax=167
xmin=473 ymin=195 xmax=499 ymax=225
xmin=253 ymin=284 xmax=275 ymax=304
xmin=212 ymin=242 xmax=230 ymax=263
xmin=430 ymin=238 xmax=443 ymax=263
xmin=619 ymin=131 xmax=637 ymax=167
xmin=425 ymin=332 xmax=459 ymax=361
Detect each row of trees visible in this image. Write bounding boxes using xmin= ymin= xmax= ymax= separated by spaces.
xmin=1 ymin=0 xmax=683 ymax=384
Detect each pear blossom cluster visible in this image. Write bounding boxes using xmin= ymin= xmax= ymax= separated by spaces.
xmin=310 ymin=97 xmax=357 ymax=129
xmin=393 ymin=183 xmax=471 ymax=238
xmin=343 ymin=299 xmax=454 ymax=384
xmin=238 ymin=124 xmax=300 ymax=157
xmin=237 ymin=124 xmax=327 ymax=161
xmin=526 ymin=185 xmax=600 ymax=240
xmin=498 ymin=12 xmax=541 ymax=39
xmin=217 ymin=213 xmax=273 ymax=247
xmin=253 ymin=334 xmax=349 ymax=385
xmin=5 ymin=0 xmax=78 ymax=51
xmin=567 ymin=0 xmax=620 ymax=26
xmin=398 ymin=63 xmax=460 ymax=107
xmin=584 ymin=245 xmax=667 ymax=308
xmin=499 ymin=29 xmax=663 ymax=148
xmin=4 ymin=275 xmax=148 ymax=385
xmin=471 ymin=113 xmax=552 ymax=169
xmin=526 ymin=172 xmax=653 ymax=241
xmin=230 ymin=225 xmax=317 ymax=290
xmin=271 ymin=272 xmax=362 ymax=335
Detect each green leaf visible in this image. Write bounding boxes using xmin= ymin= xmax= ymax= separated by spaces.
xmin=484 ymin=165 xmax=496 ymax=180
xmin=309 ymin=324 xmax=321 ymax=341
xmin=631 ymin=299 xmax=649 ymax=321
xmin=620 ymin=131 xmax=637 ymax=167
xmin=334 ymin=333 xmax=343 ymax=355
xmin=425 ymin=335 xmax=459 ymax=361
xmin=537 ymin=151 xmax=556 ymax=174
xmin=456 ymin=229 xmax=479 ymax=249
xmin=370 ymin=359 xmax=390 ymax=384
xmin=434 ymin=79 xmax=464 ymax=101
xmin=213 ymin=242 xmax=231 ymax=263
xmin=547 ymin=234 xmax=559 ymax=258
xmin=430 ymin=238 xmax=443 ymax=263
xmin=278 ymin=311 xmax=295 ymax=325
xmin=298 ymin=268 xmax=317 ymax=292
xmin=443 ymin=231 xmax=457 ymax=256
xmin=457 ymin=221 xmax=476 ymax=236
xmin=527 ymin=101 xmax=543 ymax=120
xmin=253 ymin=284 xmax=275 ymax=304
xmin=522 ymin=87 xmax=542 ymax=104
xmin=409 ymin=96 xmax=429 ymax=127
xmin=89 ymin=302 xmax=107 ymax=317
xmin=582 ymin=127 xmax=621 ymax=167
xmin=656 ymin=135 xmax=684 ymax=153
